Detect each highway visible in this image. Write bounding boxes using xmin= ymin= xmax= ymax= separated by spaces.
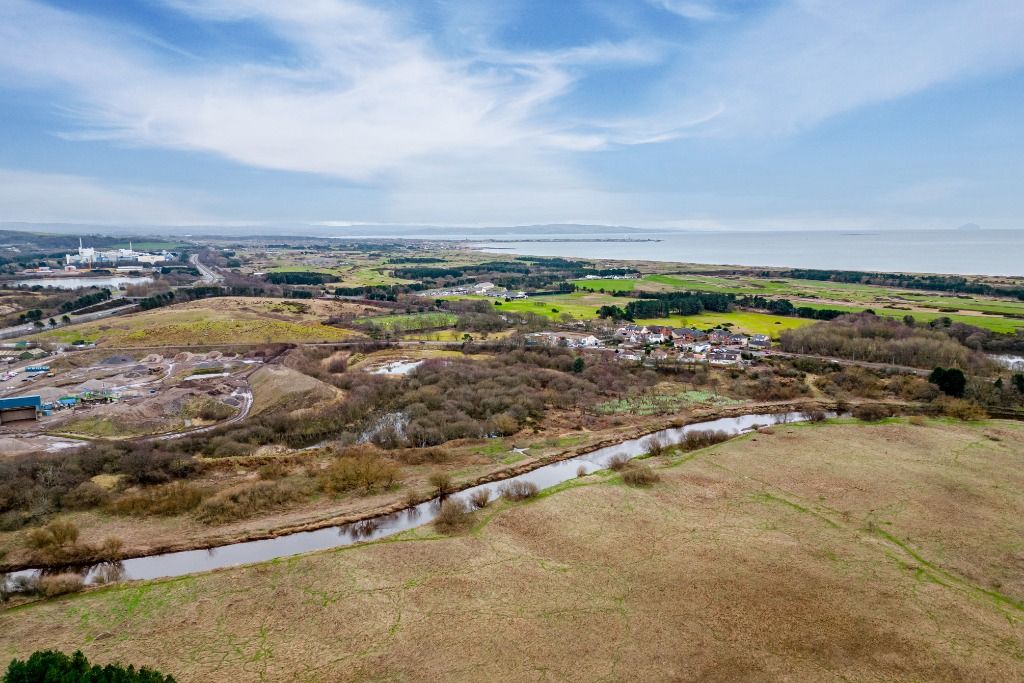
xmin=190 ymin=253 xmax=223 ymax=283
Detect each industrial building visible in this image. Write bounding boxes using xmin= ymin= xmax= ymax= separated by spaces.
xmin=0 ymin=395 xmax=41 ymax=425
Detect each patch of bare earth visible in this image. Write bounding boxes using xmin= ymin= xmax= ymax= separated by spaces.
xmin=1 ymin=420 xmax=1022 ymax=682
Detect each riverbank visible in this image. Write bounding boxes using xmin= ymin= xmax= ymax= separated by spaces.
xmin=3 ymin=417 xmax=1021 ymax=682
xmin=1 ymin=399 xmax=852 ymax=575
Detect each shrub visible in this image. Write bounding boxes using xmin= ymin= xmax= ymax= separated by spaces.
xmin=428 ymin=472 xmax=453 ymax=496
xmin=939 ymin=398 xmax=988 ymax=421
xmin=908 ymin=415 xmax=927 ymax=426
xmin=184 ymin=397 xmax=235 ymax=421
xmin=98 ymin=536 xmax=124 ymax=560
xmin=25 ymin=520 xmax=79 ymax=552
xmin=677 ymin=430 xmax=731 ymax=452
xmin=622 ymin=465 xmax=660 ymax=487
xmin=501 ymin=480 xmax=539 ymax=501
xmin=646 ymin=436 xmax=666 ymax=457
xmin=852 ymin=404 xmax=892 ymax=422
xmin=3 ymin=650 xmax=176 ymax=683
xmin=469 ymin=489 xmax=491 ymax=509
xmin=607 ymin=454 xmax=631 ymax=471
xmin=60 ymin=482 xmax=111 ymax=510
xmin=258 ymin=460 xmax=291 ymax=480
xmin=108 ymin=482 xmax=205 ymax=517
xmin=38 ymin=573 xmax=85 ymax=598
xmin=576 ymin=465 xmax=588 ymax=478
xmin=800 ymin=409 xmax=827 ymax=423
xmin=319 ymin=455 xmax=400 ymax=495
xmin=434 ymin=499 xmax=473 ymax=534
xmin=928 ymin=366 xmax=967 ymax=398
xmin=195 ymin=481 xmax=306 ymax=525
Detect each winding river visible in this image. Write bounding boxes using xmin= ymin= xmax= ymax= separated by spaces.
xmin=6 ymin=410 xmax=830 ymax=588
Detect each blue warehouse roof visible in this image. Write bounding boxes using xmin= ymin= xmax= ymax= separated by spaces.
xmin=0 ymin=395 xmax=43 ymax=410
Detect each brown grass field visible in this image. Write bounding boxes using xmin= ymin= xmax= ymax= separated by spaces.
xmin=2 ymin=418 xmax=1023 ymax=681
xmin=27 ymin=297 xmax=374 ymax=347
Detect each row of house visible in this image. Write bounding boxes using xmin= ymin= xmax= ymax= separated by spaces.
xmin=524 ymin=331 xmax=601 ymax=348
xmin=424 ymin=281 xmax=528 ymax=299
xmin=614 ymin=324 xmax=771 ymax=350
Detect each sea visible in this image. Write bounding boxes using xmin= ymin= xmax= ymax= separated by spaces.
xmin=456 ymin=229 xmax=1024 ymax=277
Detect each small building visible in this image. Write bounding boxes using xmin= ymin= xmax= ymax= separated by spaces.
xmin=0 ymin=395 xmax=42 ymax=424
xmin=749 ymin=334 xmax=771 ymax=349
xmin=672 ymin=328 xmax=705 ymax=342
xmin=728 ymin=334 xmax=749 ymax=347
xmin=708 ymin=329 xmax=731 ymax=345
xmin=708 ymin=350 xmax=742 ymax=365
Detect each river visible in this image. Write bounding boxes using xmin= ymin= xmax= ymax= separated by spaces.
xmin=5 ymin=409 xmax=831 ymax=589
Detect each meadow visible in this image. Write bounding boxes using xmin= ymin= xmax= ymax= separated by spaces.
xmin=635 ymin=311 xmax=814 ymax=336
xmin=27 ymin=298 xmax=360 ymax=347
xmin=574 ymin=272 xmax=1024 ymax=333
xmin=353 ymin=312 xmax=457 ymax=332
xmin=3 ymin=419 xmax=1021 ymax=682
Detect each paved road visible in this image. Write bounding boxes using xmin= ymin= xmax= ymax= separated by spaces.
xmin=190 ymin=253 xmax=223 ymax=283
xmin=768 ymin=351 xmax=930 ymax=376
xmin=0 ymin=302 xmax=139 ymax=341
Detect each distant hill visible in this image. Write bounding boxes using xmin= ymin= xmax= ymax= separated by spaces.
xmin=0 ymin=221 xmax=662 ymax=239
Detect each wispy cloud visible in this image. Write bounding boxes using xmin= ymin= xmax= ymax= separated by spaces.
xmin=0 ymin=0 xmax=1023 ymax=227
xmin=0 ymin=0 xmax=642 ymax=182
xmin=650 ymin=1 xmax=726 ymax=21
xmin=657 ymin=0 xmax=1024 ymax=136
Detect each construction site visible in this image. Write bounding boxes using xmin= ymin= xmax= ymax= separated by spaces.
xmin=0 ymin=346 xmax=264 ymax=455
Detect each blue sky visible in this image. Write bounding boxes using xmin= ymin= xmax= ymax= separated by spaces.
xmin=0 ymin=0 xmax=1022 ymax=229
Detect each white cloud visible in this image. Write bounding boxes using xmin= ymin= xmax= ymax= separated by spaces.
xmin=659 ymin=0 xmax=1024 ymax=136
xmin=650 ymin=1 xmax=725 ymax=21
xmin=0 ymin=0 xmax=642 ymax=182
xmin=0 ymin=169 xmax=213 ymax=224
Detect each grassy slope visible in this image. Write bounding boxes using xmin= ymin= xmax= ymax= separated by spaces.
xmin=27 ymin=298 xmax=357 ymax=347
xmin=3 ymin=419 xmax=1022 ymax=682
xmin=353 ymin=312 xmax=457 ymax=331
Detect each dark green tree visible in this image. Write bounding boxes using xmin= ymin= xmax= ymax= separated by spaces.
xmin=928 ymin=367 xmax=966 ymax=398
xmin=572 ymin=356 xmax=585 ymax=373
xmin=4 ymin=650 xmax=175 ymax=682
xmin=1013 ymin=373 xmax=1024 ymax=394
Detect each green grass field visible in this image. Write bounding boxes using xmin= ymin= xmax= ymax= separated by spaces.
xmin=354 ymin=312 xmax=457 ymax=331
xmin=568 ymin=278 xmax=638 ymax=292
xmin=635 ymin=311 xmax=814 ymax=337
xmin=445 ymin=291 xmax=633 ymax=320
xmin=620 ymin=273 xmax=1024 ymax=334
xmin=793 ymin=301 xmax=1023 ymax=333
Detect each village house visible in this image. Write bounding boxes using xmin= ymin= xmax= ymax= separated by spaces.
xmin=749 ymin=334 xmax=772 ymax=349
xmin=708 ymin=349 xmax=742 ymax=365
xmin=728 ymin=333 xmax=749 ymax=347
xmin=708 ymin=329 xmax=732 ymax=345
xmin=525 ymin=332 xmax=601 ymax=349
xmin=672 ymin=327 xmax=705 ymax=343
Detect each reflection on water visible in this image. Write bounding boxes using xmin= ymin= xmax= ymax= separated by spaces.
xmin=4 ymin=410 xmax=833 ymax=591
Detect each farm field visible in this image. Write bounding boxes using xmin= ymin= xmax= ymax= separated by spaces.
xmin=636 ymin=310 xmax=814 ymax=336
xmin=25 ymin=298 xmax=365 ymax=347
xmin=353 ymin=311 xmax=457 ymax=332
xmin=794 ymin=301 xmax=1024 ymax=333
xmin=447 ymin=291 xmax=633 ymax=320
xmin=3 ymin=419 xmax=1022 ymax=682
xmin=575 ymin=273 xmax=1024 ymax=333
